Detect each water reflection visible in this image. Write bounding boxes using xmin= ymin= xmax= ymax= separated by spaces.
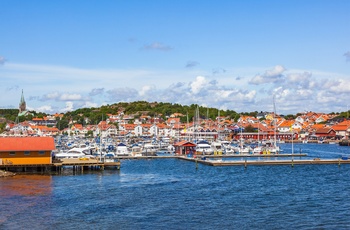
xmin=0 ymin=175 xmax=52 ymax=197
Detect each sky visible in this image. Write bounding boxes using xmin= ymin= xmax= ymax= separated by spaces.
xmin=1 ymin=0 xmax=350 ymax=115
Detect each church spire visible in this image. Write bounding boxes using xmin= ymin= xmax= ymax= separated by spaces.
xmin=20 ymin=89 xmax=25 ymax=104
xmin=18 ymin=89 xmax=27 ymax=115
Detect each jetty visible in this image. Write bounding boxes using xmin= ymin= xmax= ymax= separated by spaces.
xmin=111 ymin=153 xmax=350 ymax=167
xmin=178 ymin=156 xmax=350 ymax=167
xmin=0 ymin=158 xmax=120 ymax=174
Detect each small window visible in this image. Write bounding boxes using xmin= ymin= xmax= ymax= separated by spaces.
xmin=9 ymin=152 xmax=15 ymax=156
xmin=39 ymin=151 xmax=45 ymax=155
xmin=24 ymin=151 xmax=30 ymax=155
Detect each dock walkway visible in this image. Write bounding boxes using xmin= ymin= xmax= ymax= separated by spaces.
xmin=178 ymin=156 xmax=350 ymax=166
xmin=0 ymin=158 xmax=120 ymax=173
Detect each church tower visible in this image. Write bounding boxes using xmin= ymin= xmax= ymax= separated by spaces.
xmin=18 ymin=89 xmax=27 ymax=116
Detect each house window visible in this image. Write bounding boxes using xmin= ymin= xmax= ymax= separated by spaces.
xmin=24 ymin=151 xmax=30 ymax=155
xmin=9 ymin=152 xmax=15 ymax=156
xmin=39 ymin=151 xmax=45 ymax=155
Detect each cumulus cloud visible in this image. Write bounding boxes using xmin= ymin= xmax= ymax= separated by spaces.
xmin=61 ymin=102 xmax=75 ymax=112
xmin=139 ymin=85 xmax=156 ymax=96
xmin=316 ymin=91 xmax=338 ymax=104
xmin=190 ymin=76 xmax=208 ymax=94
xmin=344 ymin=51 xmax=350 ymax=62
xmin=38 ymin=92 xmax=86 ymax=102
xmin=89 ymin=88 xmax=105 ymax=96
xmin=327 ymin=79 xmax=350 ymax=93
xmin=41 ymin=92 xmax=60 ymax=101
xmin=185 ymin=61 xmax=199 ymax=68
xmin=249 ymin=65 xmax=286 ymax=85
xmin=36 ymin=105 xmax=54 ymax=113
xmin=287 ymin=72 xmax=312 ymax=82
xmin=142 ymin=42 xmax=172 ymax=51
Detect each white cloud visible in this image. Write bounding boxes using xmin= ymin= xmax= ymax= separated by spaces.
xmin=61 ymin=102 xmax=74 ymax=112
xmin=36 ymin=105 xmax=54 ymax=113
xmin=287 ymin=72 xmax=312 ymax=83
xmin=60 ymin=93 xmax=82 ymax=101
xmin=89 ymin=88 xmax=104 ymax=96
xmin=190 ymin=76 xmax=208 ymax=94
xmin=327 ymin=79 xmax=350 ymax=93
xmin=43 ymin=92 xmax=60 ymax=100
xmin=139 ymin=85 xmax=155 ymax=96
xmin=249 ymin=65 xmax=286 ymax=85
xmin=1 ymin=62 xmax=350 ymax=115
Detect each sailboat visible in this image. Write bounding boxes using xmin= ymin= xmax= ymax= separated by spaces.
xmin=269 ymin=95 xmax=281 ymax=154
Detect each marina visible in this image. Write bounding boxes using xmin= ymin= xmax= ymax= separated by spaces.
xmin=1 ymin=142 xmax=350 ymax=229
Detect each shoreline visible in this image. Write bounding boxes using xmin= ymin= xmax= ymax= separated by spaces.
xmin=0 ymin=170 xmax=16 ymax=177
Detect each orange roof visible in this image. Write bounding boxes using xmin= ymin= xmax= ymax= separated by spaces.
xmin=0 ymin=137 xmax=55 ymax=151
xmin=279 ymin=120 xmax=294 ymax=127
xmin=337 ymin=120 xmax=350 ymax=126
xmin=332 ymin=125 xmax=349 ymax=131
xmin=173 ymin=140 xmax=196 ymax=147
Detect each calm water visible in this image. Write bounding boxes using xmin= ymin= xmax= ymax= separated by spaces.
xmin=1 ymin=143 xmax=350 ymax=229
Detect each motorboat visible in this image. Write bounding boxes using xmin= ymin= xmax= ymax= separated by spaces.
xmin=211 ymin=141 xmax=223 ymax=155
xmin=142 ymin=143 xmax=158 ymax=156
xmin=131 ymin=145 xmax=143 ymax=157
xmin=54 ymin=147 xmax=89 ymax=159
xmin=195 ymin=141 xmax=214 ymax=155
xmin=115 ymin=143 xmax=131 ymax=156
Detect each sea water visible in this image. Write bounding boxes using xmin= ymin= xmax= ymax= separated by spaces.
xmin=1 ymin=143 xmax=350 ymax=229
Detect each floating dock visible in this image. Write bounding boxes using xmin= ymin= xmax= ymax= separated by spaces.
xmin=178 ymin=156 xmax=350 ymax=166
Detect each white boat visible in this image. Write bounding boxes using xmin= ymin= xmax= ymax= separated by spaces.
xmin=54 ymin=147 xmax=89 ymax=159
xmin=131 ymin=146 xmax=143 ymax=157
xmin=211 ymin=141 xmax=223 ymax=154
xmin=233 ymin=145 xmax=253 ymax=154
xmin=220 ymin=141 xmax=235 ymax=154
xmin=196 ymin=141 xmax=214 ymax=155
xmin=142 ymin=143 xmax=158 ymax=156
xmin=116 ymin=143 xmax=131 ymax=156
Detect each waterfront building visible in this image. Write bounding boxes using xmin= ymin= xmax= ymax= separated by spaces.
xmin=0 ymin=137 xmax=55 ymax=165
xmin=173 ymin=140 xmax=196 ymax=155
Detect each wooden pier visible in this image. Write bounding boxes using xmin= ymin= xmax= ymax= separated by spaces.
xmin=0 ymin=158 xmax=120 ymax=173
xmin=178 ymin=156 xmax=350 ymax=167
xmin=1 ymin=154 xmax=349 ymax=173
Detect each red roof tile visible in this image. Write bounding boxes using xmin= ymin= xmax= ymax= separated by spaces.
xmin=0 ymin=137 xmax=55 ymax=151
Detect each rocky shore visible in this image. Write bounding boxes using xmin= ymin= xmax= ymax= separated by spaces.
xmin=0 ymin=170 xmax=16 ymax=177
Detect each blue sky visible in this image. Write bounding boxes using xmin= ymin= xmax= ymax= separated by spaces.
xmin=1 ymin=0 xmax=350 ymax=115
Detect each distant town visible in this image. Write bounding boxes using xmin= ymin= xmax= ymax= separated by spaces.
xmin=1 ymin=91 xmax=349 ymax=142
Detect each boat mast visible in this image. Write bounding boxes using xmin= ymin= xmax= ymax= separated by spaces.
xmin=273 ymin=95 xmax=277 ymax=148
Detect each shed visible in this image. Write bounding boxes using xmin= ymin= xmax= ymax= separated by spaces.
xmin=0 ymin=137 xmax=55 ymax=165
xmin=173 ymin=140 xmax=196 ymax=155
